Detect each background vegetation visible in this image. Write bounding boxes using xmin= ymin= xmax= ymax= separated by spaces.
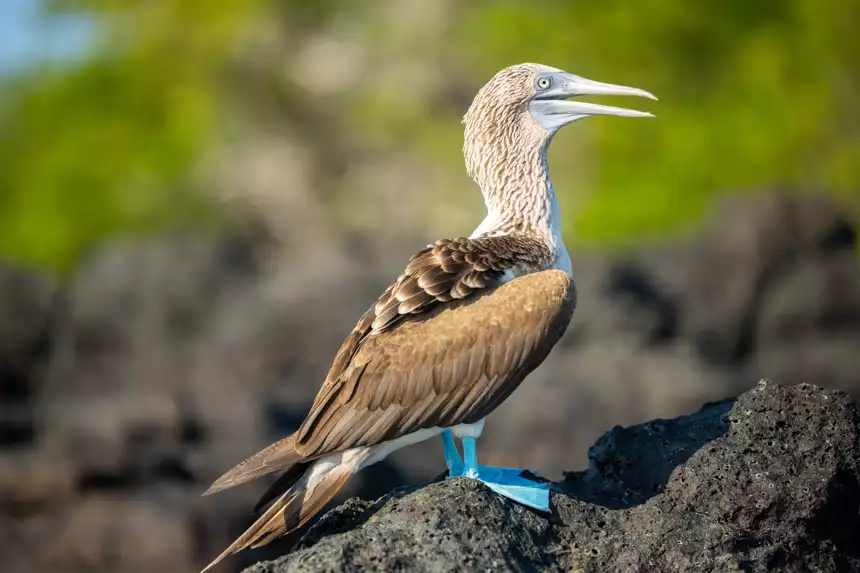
xmin=1 ymin=0 xmax=858 ymax=272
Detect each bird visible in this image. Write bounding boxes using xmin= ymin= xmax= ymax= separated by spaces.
xmin=201 ymin=63 xmax=655 ymax=571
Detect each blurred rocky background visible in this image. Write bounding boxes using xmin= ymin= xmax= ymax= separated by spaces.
xmin=0 ymin=1 xmax=858 ymax=572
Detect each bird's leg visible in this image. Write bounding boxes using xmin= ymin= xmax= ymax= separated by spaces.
xmin=458 ymin=436 xmax=551 ymax=512
xmin=461 ymin=435 xmax=481 ymax=478
xmin=440 ymin=429 xmax=464 ymax=477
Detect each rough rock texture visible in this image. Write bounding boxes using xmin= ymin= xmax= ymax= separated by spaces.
xmin=247 ymin=382 xmax=860 ymax=573
xmin=0 ymin=194 xmax=858 ymax=572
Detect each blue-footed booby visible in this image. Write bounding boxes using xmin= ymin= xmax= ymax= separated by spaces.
xmin=202 ymin=63 xmax=655 ymax=571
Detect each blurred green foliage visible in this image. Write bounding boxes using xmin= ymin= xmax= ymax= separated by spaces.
xmin=0 ymin=0 xmax=858 ymax=272
xmin=0 ymin=0 xmax=262 ymax=271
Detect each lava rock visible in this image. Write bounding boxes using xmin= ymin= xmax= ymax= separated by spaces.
xmin=246 ymin=382 xmax=860 ymax=573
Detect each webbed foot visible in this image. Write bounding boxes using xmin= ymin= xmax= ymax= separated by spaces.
xmin=440 ymin=432 xmax=550 ymax=512
xmin=462 ymin=465 xmax=550 ymax=511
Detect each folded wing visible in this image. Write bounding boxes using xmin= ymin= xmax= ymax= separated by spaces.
xmin=205 ymin=236 xmax=572 ymax=493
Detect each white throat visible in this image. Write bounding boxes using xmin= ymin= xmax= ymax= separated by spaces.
xmin=469 ymin=153 xmax=572 ymax=277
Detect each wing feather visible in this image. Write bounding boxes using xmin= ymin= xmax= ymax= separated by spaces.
xmin=367 ymin=370 xmax=390 ymax=411
xmin=417 ymin=266 xmax=452 ymax=289
xmin=399 ymin=392 xmax=438 ymax=434
xmin=359 ymin=406 xmax=401 ymax=445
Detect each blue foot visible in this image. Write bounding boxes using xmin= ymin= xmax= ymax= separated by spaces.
xmin=446 ymin=435 xmax=550 ymax=512
xmin=469 ymin=466 xmax=550 ymax=512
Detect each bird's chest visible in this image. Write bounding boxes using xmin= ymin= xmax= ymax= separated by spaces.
xmin=552 ymin=240 xmax=573 ymax=277
xmin=498 ymin=239 xmax=573 ymax=285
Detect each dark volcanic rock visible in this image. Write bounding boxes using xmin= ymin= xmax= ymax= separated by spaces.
xmin=246 ymin=382 xmax=860 ymax=573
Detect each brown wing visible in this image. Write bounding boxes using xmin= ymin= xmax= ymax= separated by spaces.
xmin=293 ymin=268 xmax=576 ymax=457
xmin=205 ymin=236 xmax=560 ymax=494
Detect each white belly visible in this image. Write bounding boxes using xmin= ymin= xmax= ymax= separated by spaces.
xmin=449 ymin=418 xmax=485 ymax=439
xmin=361 ymin=427 xmax=445 ymax=468
xmin=359 ymin=419 xmax=486 ymax=470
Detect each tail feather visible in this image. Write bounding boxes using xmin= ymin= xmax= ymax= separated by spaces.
xmin=253 ymin=462 xmax=309 ymax=514
xmin=203 ymin=434 xmax=306 ymax=496
xmin=201 ymin=448 xmax=367 ymax=573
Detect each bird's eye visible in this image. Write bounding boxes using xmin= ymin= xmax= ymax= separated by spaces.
xmin=536 ymin=76 xmax=552 ymax=90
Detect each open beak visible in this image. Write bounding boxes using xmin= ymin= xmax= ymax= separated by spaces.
xmin=529 ymin=72 xmax=657 ymax=131
xmin=557 ymin=73 xmax=657 ymax=117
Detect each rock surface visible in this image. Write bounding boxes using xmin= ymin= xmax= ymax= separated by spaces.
xmin=246 ymin=382 xmax=860 ymax=573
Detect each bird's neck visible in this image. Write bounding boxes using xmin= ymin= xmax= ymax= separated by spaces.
xmin=462 ymin=110 xmax=571 ymax=275
xmin=467 ymin=138 xmax=563 ymax=249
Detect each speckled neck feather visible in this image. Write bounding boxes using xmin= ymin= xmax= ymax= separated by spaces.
xmin=462 ymin=64 xmax=559 ymax=248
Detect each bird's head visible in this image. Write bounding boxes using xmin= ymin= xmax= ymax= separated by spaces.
xmin=465 ymin=63 xmax=656 ymax=135
xmin=463 ymin=63 xmax=656 ymax=184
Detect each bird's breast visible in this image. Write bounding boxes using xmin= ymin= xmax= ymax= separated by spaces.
xmin=552 ymin=238 xmax=573 ymax=277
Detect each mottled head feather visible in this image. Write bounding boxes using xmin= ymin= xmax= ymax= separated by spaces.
xmin=463 ymin=63 xmax=558 ymax=125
